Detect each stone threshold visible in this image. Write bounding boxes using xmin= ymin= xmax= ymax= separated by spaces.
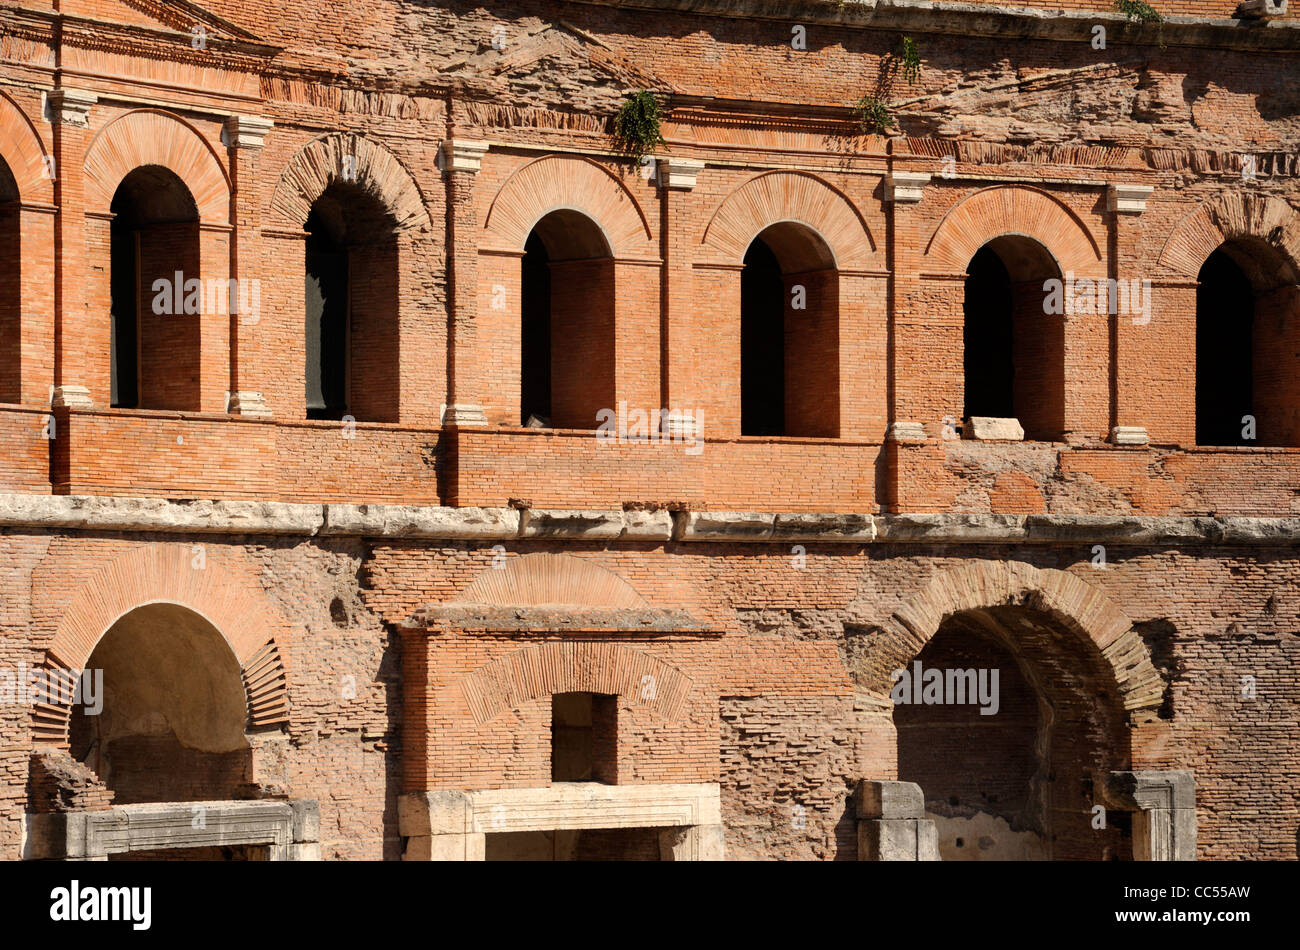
xmin=1 ymin=494 xmax=1299 ymax=546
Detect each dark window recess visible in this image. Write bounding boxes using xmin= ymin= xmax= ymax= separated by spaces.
xmin=1196 ymin=249 xmax=1253 ymax=447
xmin=740 ymin=237 xmax=785 ymax=436
xmin=963 ymin=244 xmax=1014 ymax=420
xmin=551 ymin=692 xmax=617 ymax=783
xmin=520 ymin=231 xmax=552 ymax=425
xmin=305 ymin=206 xmax=349 ymax=419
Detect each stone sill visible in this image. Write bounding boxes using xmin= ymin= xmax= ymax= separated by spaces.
xmin=2 ymin=493 xmax=1300 ymax=546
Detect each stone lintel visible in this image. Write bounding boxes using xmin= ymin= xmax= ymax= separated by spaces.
xmin=400 ymin=783 xmax=722 ymax=845
xmin=24 ymin=799 xmax=319 ymax=860
xmin=405 ymin=604 xmax=712 ymax=635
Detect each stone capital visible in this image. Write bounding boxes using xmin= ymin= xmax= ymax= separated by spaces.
xmin=228 ymin=390 xmax=273 ymax=418
xmin=1108 ymin=183 xmax=1155 ymax=214
xmin=47 ymin=89 xmax=97 ymax=128
xmin=439 ymin=139 xmax=490 ymax=175
xmin=442 ymin=403 xmax=488 ymax=426
xmin=1110 ymin=425 xmax=1150 ymax=445
xmin=656 ymin=156 xmax=704 ymax=191
xmin=50 ymin=385 xmax=92 ymax=409
xmin=884 ymin=171 xmax=931 ymax=204
xmin=222 ymin=115 xmax=274 ymax=149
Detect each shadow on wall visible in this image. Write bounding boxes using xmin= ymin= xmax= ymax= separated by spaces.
xmin=69 ymin=603 xmax=252 ymax=804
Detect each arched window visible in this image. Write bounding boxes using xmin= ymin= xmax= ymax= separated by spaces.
xmin=963 ymin=236 xmax=1064 ymax=441
xmin=1196 ymin=240 xmax=1299 ymax=447
xmin=519 ymin=210 xmax=614 ymax=429
xmin=0 ymin=157 xmax=19 ymax=403
xmin=304 ymin=182 xmax=399 ymax=422
xmin=739 ymin=222 xmax=838 ymax=437
xmin=109 ymin=166 xmax=200 ymax=410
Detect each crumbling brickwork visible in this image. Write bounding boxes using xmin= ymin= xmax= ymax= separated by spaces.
xmin=0 ymin=0 xmax=1296 ymax=862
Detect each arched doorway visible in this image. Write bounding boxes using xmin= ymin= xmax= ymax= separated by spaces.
xmin=519 ymin=209 xmax=614 ymax=429
xmin=1196 ymin=239 xmax=1300 ymax=447
xmin=109 ymin=166 xmax=201 ymax=410
xmin=894 ymin=604 xmax=1132 ymax=860
xmin=304 ymin=181 xmax=400 ymax=422
xmin=0 ymin=155 xmax=18 ymax=403
xmin=68 ymin=603 xmax=252 ymax=806
xmin=963 ymin=236 xmax=1064 ymax=441
xmin=739 ymin=221 xmax=839 ymax=437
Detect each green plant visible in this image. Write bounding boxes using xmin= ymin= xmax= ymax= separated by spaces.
xmin=854 ymin=35 xmax=920 ymax=135
xmin=613 ymin=90 xmax=667 ymax=164
xmin=898 ymin=36 xmax=922 ymax=85
xmin=1114 ymin=0 xmax=1163 ymax=23
xmin=854 ymin=95 xmax=895 ymax=134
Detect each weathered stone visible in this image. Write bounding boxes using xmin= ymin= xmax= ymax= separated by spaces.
xmin=1110 ymin=425 xmax=1150 ymax=445
xmin=857 ymin=780 xmax=925 ymax=819
xmin=771 ymin=513 xmax=875 ymax=542
xmin=964 ymin=416 xmax=1025 ymax=441
xmin=886 ymin=421 xmax=928 ymax=442
xmin=673 ymin=511 xmax=775 ymax=541
xmin=858 ymin=818 xmax=940 ymax=861
xmin=620 ymin=509 xmax=675 ymax=540
xmin=518 ymin=508 xmax=625 ymax=539
xmin=875 ymin=513 xmax=1028 ymax=543
xmin=322 ymin=504 xmax=518 ymax=538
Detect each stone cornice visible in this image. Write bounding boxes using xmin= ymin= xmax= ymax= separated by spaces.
xmin=2 ymin=494 xmax=1300 ymax=547
xmin=570 ymin=0 xmax=1300 ymax=52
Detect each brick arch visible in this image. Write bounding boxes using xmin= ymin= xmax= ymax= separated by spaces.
xmin=461 ymin=641 xmax=693 ymax=725
xmin=925 ymin=184 xmax=1103 ymax=275
xmin=482 ymin=154 xmax=652 ymax=257
xmin=0 ymin=89 xmax=52 ymax=204
xmin=881 ymin=561 xmax=1163 ymax=713
xmin=452 ymin=552 xmax=649 ymax=609
xmin=84 ymin=109 xmax=230 ymax=223
xmin=1157 ymin=193 xmax=1300 ymax=283
xmin=34 ymin=544 xmax=290 ymax=746
xmin=269 ymin=132 xmax=432 ymax=233
xmin=701 ymin=170 xmax=875 ymax=269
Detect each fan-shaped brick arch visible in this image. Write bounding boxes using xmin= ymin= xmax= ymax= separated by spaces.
xmin=925 ymin=185 xmax=1102 ymax=274
xmin=84 ymin=109 xmax=229 ymax=223
xmin=881 ymin=561 xmax=1162 ymax=713
xmin=461 ymin=640 xmax=693 ymax=724
xmin=1158 ymin=193 xmax=1300 ymax=284
xmin=702 ymin=170 xmax=874 ymax=269
xmin=482 ymin=155 xmax=652 ymax=256
xmin=0 ymin=90 xmax=52 ymax=203
xmin=452 ymin=552 xmax=649 ymax=608
xmin=34 ymin=544 xmax=290 ymax=746
xmin=270 ymin=132 xmax=432 ymax=233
